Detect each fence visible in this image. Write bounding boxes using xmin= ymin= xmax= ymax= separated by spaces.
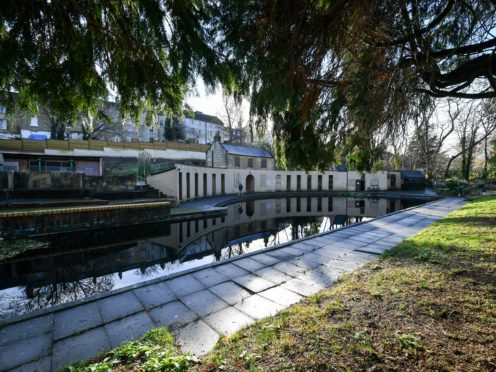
xmin=0 ymin=139 xmax=209 ymax=153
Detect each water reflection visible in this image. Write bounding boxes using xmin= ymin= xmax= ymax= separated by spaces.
xmin=0 ymin=196 xmax=427 ymax=318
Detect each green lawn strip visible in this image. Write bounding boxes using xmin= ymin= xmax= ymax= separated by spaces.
xmin=200 ymin=196 xmax=496 ymax=371
xmin=64 ymin=328 xmax=197 ymax=372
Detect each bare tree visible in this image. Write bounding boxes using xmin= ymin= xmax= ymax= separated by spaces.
xmin=444 ymin=100 xmax=496 ymax=178
xmin=482 ymin=100 xmax=496 ymax=178
xmin=220 ymin=93 xmax=243 ymax=143
xmin=403 ymin=98 xmax=456 ymax=180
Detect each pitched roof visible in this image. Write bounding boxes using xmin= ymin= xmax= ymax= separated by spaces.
xmin=220 ymin=143 xmax=273 ymax=158
xmin=184 ymin=110 xmax=224 ymax=126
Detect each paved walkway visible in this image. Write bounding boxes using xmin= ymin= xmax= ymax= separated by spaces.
xmin=0 ymin=198 xmax=465 ymax=371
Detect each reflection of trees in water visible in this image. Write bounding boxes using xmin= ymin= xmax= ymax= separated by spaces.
xmin=136 ymin=266 xmax=156 ymax=277
xmin=220 ymin=243 xmax=244 ymax=260
xmin=1 ymin=276 xmax=114 ymax=318
xmin=303 ymin=222 xmax=321 ymax=237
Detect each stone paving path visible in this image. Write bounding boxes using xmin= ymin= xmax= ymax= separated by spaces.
xmin=0 ymin=197 xmax=465 ymax=371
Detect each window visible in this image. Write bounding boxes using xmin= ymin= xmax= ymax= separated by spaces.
xmin=30 ymin=116 xmax=38 ymax=127
xmin=0 ymin=119 xmax=6 ymax=130
xmin=247 ymin=158 xmax=253 ymax=168
xmin=328 ymin=175 xmax=334 ymax=190
xmin=235 ymin=156 xmax=240 ymax=167
xmin=261 ymin=159 xmax=267 ymax=168
xmin=114 ymin=136 xmax=121 ymax=142
xmin=307 ymin=175 xmax=312 ymax=190
xmin=0 ymin=106 xmax=6 ymax=114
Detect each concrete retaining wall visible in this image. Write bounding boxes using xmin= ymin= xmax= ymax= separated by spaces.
xmin=0 ymin=201 xmax=172 ymax=238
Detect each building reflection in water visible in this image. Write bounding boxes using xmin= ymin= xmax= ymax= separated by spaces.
xmin=0 ymin=196 xmax=421 ymax=318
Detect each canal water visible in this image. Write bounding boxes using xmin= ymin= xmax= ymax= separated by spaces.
xmin=0 ymin=196 xmax=431 ymax=319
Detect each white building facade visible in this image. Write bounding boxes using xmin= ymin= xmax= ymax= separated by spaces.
xmin=147 ymin=164 xmax=401 ymax=202
xmin=182 ymin=111 xmax=225 ymax=144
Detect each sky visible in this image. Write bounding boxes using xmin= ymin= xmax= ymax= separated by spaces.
xmin=185 ymin=79 xmax=251 ymax=127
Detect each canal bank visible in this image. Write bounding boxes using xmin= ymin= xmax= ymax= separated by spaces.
xmin=0 ymin=197 xmax=465 ymax=371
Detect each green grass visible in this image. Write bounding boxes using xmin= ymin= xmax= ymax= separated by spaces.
xmin=65 ymin=328 xmax=197 ymax=371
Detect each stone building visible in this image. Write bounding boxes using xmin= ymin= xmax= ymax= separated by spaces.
xmin=206 ymin=139 xmax=275 ymax=170
xmin=0 ymin=95 xmax=164 ymax=143
xmin=182 ymin=111 xmax=225 ymax=144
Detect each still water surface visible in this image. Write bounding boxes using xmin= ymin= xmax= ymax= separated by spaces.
xmin=0 ymin=196 xmax=429 ymax=319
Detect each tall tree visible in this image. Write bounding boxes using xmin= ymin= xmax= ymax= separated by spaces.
xmin=213 ymin=0 xmax=496 ymax=170
xmin=0 ymin=0 xmax=232 ymax=125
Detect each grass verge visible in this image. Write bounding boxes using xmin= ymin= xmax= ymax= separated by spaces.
xmin=64 ymin=328 xmax=197 ymax=371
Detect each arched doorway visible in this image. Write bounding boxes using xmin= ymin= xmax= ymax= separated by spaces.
xmin=246 ymin=174 xmax=255 ymax=192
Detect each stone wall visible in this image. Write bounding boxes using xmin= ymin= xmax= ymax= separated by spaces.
xmin=84 ymin=174 xmax=137 ymax=191
xmin=206 ymin=141 xmax=227 ymax=168
xmin=0 ymin=171 xmax=85 ymax=190
xmin=226 ymin=154 xmax=275 ymax=170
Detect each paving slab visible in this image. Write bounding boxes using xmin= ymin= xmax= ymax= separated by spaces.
xmin=192 ymin=268 xmax=230 ymax=287
xmin=233 ymin=257 xmax=266 ymax=272
xmin=149 ymin=300 xmax=197 ymax=328
xmin=9 ymin=356 xmax=51 ymax=372
xmin=234 ymin=294 xmax=284 ymax=319
xmin=258 ymin=287 xmax=303 ymax=307
xmin=297 ymin=269 xmax=336 ymax=288
xmin=299 ymin=252 xmax=333 ymax=265
xmin=287 ymin=255 xmax=322 ymax=271
xmin=213 ymin=263 xmax=249 ymax=279
xmin=98 ymin=291 xmax=144 ymax=323
xmin=203 ymin=307 xmax=254 ymax=335
xmin=324 ymin=259 xmax=363 ymax=272
xmin=0 ymin=332 xmax=52 ymax=371
xmin=105 ymin=312 xmax=156 ymax=348
xmin=53 ymin=301 xmax=103 ymax=341
xmin=272 ymin=261 xmax=306 ymax=277
xmin=52 ymin=327 xmax=110 ymax=371
xmin=281 ymin=278 xmax=325 ymax=297
xmin=250 ymin=253 xmax=281 ymax=266
xmin=133 ymin=282 xmax=177 ymax=310
xmin=167 ymin=276 xmax=205 ymax=297
xmin=312 ymin=246 xmax=349 ymax=259
xmin=180 ymin=289 xmax=229 ymax=317
xmin=175 ymin=320 xmax=219 ymax=356
xmin=232 ymin=273 xmax=276 ymax=293
xmin=208 ymin=281 xmax=251 ymax=305
xmin=0 ymin=314 xmax=53 ymax=347
xmin=253 ymin=266 xmax=293 ymax=284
